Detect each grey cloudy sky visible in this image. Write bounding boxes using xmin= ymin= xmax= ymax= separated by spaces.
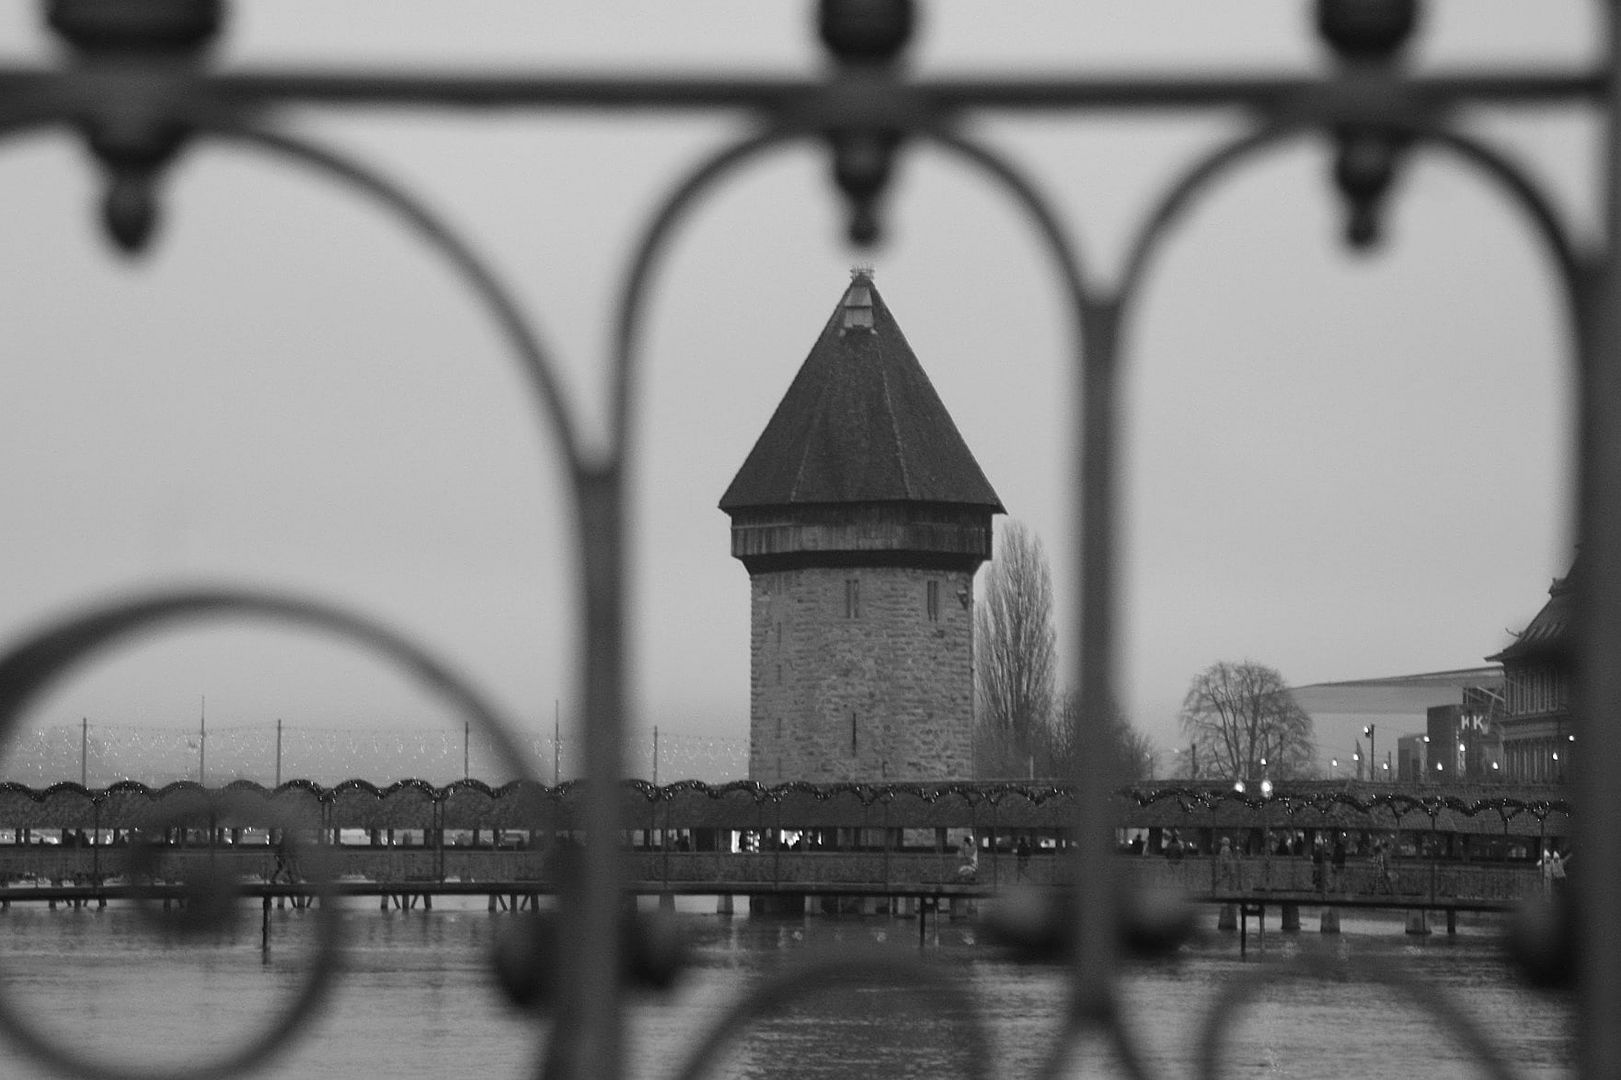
xmin=0 ymin=2 xmax=1592 ymax=775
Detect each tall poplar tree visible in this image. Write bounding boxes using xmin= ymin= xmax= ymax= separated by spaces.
xmin=974 ymin=519 xmax=1056 ymax=776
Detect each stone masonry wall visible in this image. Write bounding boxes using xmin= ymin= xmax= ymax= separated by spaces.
xmin=748 ymin=565 xmax=976 ymax=782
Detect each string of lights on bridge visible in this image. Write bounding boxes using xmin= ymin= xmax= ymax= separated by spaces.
xmin=0 ymin=776 xmax=1571 ymax=824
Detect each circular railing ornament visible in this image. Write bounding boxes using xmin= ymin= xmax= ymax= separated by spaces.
xmin=0 ymin=586 xmax=532 ymax=1080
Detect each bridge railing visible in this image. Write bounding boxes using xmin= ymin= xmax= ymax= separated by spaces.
xmin=0 ymin=843 xmax=1546 ymax=907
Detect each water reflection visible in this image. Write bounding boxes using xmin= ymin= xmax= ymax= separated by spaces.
xmin=0 ymin=899 xmax=1577 ymax=1080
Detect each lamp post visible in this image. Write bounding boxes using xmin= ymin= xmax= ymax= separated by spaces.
xmin=1260 ymin=778 xmax=1275 ymax=888
xmin=1363 ymin=725 xmax=1377 ymax=782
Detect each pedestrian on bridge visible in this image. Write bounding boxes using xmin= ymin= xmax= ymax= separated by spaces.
xmin=1217 ymin=836 xmax=1238 ymax=889
xmin=956 ymin=835 xmax=978 ymax=881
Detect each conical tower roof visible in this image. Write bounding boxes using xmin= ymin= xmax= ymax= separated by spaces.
xmin=720 ymin=272 xmax=1003 ymax=513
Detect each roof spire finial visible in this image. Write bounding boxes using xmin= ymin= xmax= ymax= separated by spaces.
xmin=842 ymin=268 xmax=875 ymax=331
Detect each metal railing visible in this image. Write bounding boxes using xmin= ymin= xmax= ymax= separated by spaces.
xmin=0 ymin=2 xmax=1611 ymax=1079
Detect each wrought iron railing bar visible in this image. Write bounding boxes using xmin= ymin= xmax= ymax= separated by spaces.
xmin=1115 ymin=118 xmax=1589 ymax=364
xmin=564 ymin=463 xmax=631 ymax=1080
xmin=0 ymin=68 xmax=1602 ymax=115
xmin=1575 ymin=8 xmax=1621 ymax=1075
xmin=172 ymin=115 xmax=590 ymax=481
xmin=1191 ymin=952 xmax=1525 ymax=1080
xmin=917 ymin=130 xmax=1130 ymax=1039
xmin=0 ymin=7 xmax=1613 ymax=1080
xmin=0 ymin=586 xmax=531 ymax=1080
xmin=664 ymin=953 xmax=995 ymax=1080
xmin=1115 ymin=123 xmax=1301 ymax=305
xmin=1033 ymin=1000 xmax=1154 ymax=1080
xmin=1421 ymin=126 xmax=1593 ymax=328
xmin=607 ymin=126 xmax=792 ymax=465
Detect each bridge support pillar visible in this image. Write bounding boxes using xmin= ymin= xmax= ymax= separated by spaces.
xmin=1217 ymin=904 xmax=1237 ymax=931
xmin=749 ymin=893 xmax=806 ymax=916
xmin=1320 ymin=908 xmax=1340 ymax=934
xmin=658 ymin=893 xmax=675 ymax=913
xmin=715 ymin=894 xmax=734 ymax=916
xmin=1445 ymin=908 xmax=1457 ymax=935
xmin=1280 ymin=904 xmax=1301 ymax=932
xmin=1405 ymin=910 xmax=1431 ymax=936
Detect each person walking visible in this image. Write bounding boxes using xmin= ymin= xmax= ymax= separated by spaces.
xmin=956 ymin=834 xmax=978 ymax=881
xmin=1372 ymin=841 xmax=1396 ymax=894
xmin=1218 ymin=836 xmax=1239 ymax=889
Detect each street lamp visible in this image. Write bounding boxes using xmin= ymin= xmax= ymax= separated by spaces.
xmin=1363 ymin=725 xmax=1377 ymax=781
xmin=1259 ymin=778 xmax=1275 ymax=887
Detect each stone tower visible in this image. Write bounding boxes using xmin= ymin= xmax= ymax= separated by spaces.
xmin=720 ymin=272 xmax=1003 ymax=782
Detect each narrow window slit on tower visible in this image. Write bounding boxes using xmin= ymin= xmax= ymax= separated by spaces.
xmin=845 ymin=578 xmax=860 ymax=618
xmin=851 ymin=712 xmax=858 ymax=755
xmin=926 ymin=580 xmax=940 ymax=621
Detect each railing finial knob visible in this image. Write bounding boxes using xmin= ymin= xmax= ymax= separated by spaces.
xmin=103 ymin=170 xmax=160 ymax=254
xmin=818 ymin=0 xmax=915 ymax=66
xmin=1331 ymin=127 xmax=1406 ymax=251
xmin=46 ymin=0 xmax=223 ymax=57
xmin=1315 ymin=0 xmax=1420 ymax=64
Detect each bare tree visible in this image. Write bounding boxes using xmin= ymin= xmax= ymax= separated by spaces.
xmin=1178 ymin=660 xmax=1315 ymax=781
xmin=974 ymin=519 xmax=1056 ymax=776
xmin=1051 ymin=692 xmax=1159 ymax=783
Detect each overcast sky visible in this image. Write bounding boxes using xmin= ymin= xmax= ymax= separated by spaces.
xmin=0 ymin=3 xmax=1595 ymax=778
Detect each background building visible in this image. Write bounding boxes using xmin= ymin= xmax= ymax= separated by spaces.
xmin=1426 ymin=687 xmax=1505 ymax=783
xmin=1290 ymin=667 xmax=1502 ymax=780
xmin=1489 ymin=561 xmax=1577 ymax=783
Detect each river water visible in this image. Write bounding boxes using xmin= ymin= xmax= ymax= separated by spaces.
xmin=0 ymin=898 xmax=1575 ymax=1080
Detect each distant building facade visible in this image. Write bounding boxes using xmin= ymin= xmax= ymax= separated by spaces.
xmin=720 ymin=273 xmax=1002 ymax=782
xmin=1290 ymin=667 xmax=1501 ymax=780
xmin=1425 ymin=686 xmax=1504 ymax=783
xmin=1488 ymin=562 xmax=1577 ymax=783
